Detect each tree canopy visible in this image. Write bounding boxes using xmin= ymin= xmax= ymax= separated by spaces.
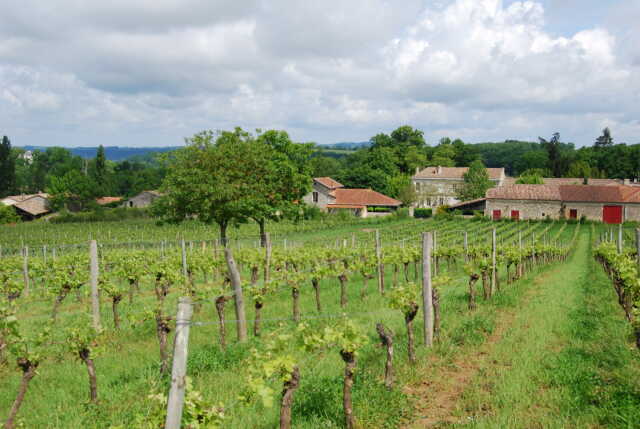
xmin=458 ymin=160 xmax=493 ymax=201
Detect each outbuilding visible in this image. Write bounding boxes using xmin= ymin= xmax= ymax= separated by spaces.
xmin=485 ymin=184 xmax=640 ymax=224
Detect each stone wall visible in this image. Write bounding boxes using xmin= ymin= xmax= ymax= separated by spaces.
xmin=124 ymin=192 xmax=159 ymax=208
xmin=485 ymin=199 xmax=562 ymax=220
xmin=302 ymin=182 xmax=334 ymax=210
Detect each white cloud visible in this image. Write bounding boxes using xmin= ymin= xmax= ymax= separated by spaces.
xmin=0 ymin=0 xmax=638 ymax=146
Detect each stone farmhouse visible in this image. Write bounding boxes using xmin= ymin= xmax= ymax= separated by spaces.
xmin=123 ymin=190 xmax=162 ymax=208
xmin=485 ymin=184 xmax=640 ymax=224
xmin=303 ymin=177 xmax=401 ymax=218
xmin=412 ymin=166 xmax=506 ymax=208
xmin=1 ymin=193 xmax=51 ymax=220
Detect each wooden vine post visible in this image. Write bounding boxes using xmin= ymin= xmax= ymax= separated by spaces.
xmin=181 ymin=238 xmax=188 ymax=282
xmin=264 ymin=232 xmax=272 ymax=284
xmin=636 ymin=229 xmax=640 ymax=268
xmin=165 ymin=297 xmax=194 ymax=429
xmin=21 ymin=246 xmax=29 ymax=297
xmin=490 ymin=228 xmax=497 ymax=296
xmin=617 ymin=224 xmax=623 ymax=254
xmin=224 ymin=247 xmax=247 ymax=342
xmin=463 ymin=231 xmax=468 ymax=262
xmin=375 ymin=229 xmax=384 ymax=294
xmin=421 ymin=232 xmax=434 ymax=347
xmin=89 ymin=240 xmax=101 ymax=330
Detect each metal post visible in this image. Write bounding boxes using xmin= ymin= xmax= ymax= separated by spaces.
xmin=22 ymin=246 xmax=29 ymax=296
xmin=422 ymin=232 xmax=433 ymax=347
xmin=164 ymin=297 xmax=194 ymax=429
xmin=181 ymin=239 xmax=188 ymax=282
xmin=618 ymin=224 xmax=623 ymax=254
xmin=375 ymin=230 xmax=384 ymax=294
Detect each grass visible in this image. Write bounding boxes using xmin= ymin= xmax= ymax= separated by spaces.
xmin=445 ymin=227 xmax=640 ymax=428
xmin=3 ymin=219 xmax=637 ymax=428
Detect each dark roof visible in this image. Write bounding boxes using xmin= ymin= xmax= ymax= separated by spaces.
xmin=314 ymin=177 xmax=344 ymax=189
xmin=414 ymin=167 xmax=504 ymax=180
xmin=333 ymin=188 xmax=401 ymax=207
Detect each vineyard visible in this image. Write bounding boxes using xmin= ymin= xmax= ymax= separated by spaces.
xmin=1 ymin=217 xmax=640 ymax=428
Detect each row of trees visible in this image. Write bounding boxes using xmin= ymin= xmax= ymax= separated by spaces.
xmin=310 ymin=128 xmax=640 ymax=200
xmin=0 ymin=138 xmax=165 ymax=209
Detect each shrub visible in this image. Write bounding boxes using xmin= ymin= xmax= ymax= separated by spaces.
xmin=393 ymin=207 xmax=410 ymax=219
xmin=414 ymin=208 xmax=432 ymax=218
xmin=50 ymin=207 xmax=150 ymax=223
xmin=0 ymin=204 xmax=19 ymax=224
xmin=434 ymin=205 xmax=453 ymax=220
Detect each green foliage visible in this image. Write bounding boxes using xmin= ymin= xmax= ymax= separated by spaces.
xmin=414 ymin=208 xmax=432 ymax=218
xmin=388 ymin=282 xmax=420 ymax=316
xmin=516 ymin=172 xmax=544 ymax=184
xmin=0 ymin=135 xmax=16 ymax=197
xmin=0 ymin=204 xmax=19 ymax=224
xmin=458 ymin=160 xmax=493 ymax=201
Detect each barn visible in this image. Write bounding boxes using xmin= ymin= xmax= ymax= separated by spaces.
xmin=485 ymin=184 xmax=640 ymax=224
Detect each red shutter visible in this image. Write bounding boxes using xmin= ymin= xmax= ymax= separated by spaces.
xmin=511 ymin=210 xmax=519 ymax=220
xmin=603 ymin=205 xmax=622 ymax=224
xmin=492 ymin=210 xmax=501 ymax=220
xmin=569 ymin=209 xmax=577 ymax=219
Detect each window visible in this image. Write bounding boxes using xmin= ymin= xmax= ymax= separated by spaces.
xmin=312 ymin=191 xmax=319 ymax=203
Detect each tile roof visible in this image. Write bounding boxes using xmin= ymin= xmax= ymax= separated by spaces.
xmin=414 ymin=166 xmax=504 ymax=180
xmin=502 ymin=177 xmax=622 ymax=186
xmin=487 ymin=185 xmax=562 ymax=201
xmin=487 ymin=184 xmax=640 ymax=203
xmin=13 ymin=195 xmax=50 ymax=216
xmin=1 ymin=193 xmax=49 ymax=206
xmin=326 ymin=204 xmax=366 ymax=209
xmin=314 ymin=177 xmax=344 ymax=189
xmin=333 ymin=188 xmax=401 ymax=207
xmin=96 ymin=197 xmax=123 ymax=205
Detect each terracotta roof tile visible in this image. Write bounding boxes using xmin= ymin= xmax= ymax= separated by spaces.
xmin=502 ymin=177 xmax=622 ymax=186
xmin=314 ymin=177 xmax=344 ymax=189
xmin=333 ymin=188 xmax=401 ymax=207
xmin=96 ymin=197 xmax=123 ymax=205
xmin=414 ymin=167 xmax=504 ymax=180
xmin=486 ymin=185 xmax=562 ymax=201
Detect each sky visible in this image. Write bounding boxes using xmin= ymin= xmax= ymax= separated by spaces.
xmin=1 ymin=0 xmax=639 ymax=148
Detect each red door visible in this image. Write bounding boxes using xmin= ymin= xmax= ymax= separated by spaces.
xmin=492 ymin=210 xmax=501 ymax=220
xmin=569 ymin=209 xmax=577 ymax=219
xmin=511 ymin=210 xmax=519 ymax=220
xmin=603 ymin=205 xmax=622 ymax=224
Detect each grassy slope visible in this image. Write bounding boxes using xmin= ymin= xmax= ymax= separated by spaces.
xmin=444 ymin=227 xmax=640 ymax=428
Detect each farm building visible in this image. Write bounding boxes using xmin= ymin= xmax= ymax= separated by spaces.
xmin=1 ymin=193 xmax=51 ymax=220
xmin=123 ymin=191 xmax=162 ymax=208
xmin=412 ymin=166 xmax=507 ymax=208
xmin=485 ymin=184 xmax=640 ymax=224
xmin=303 ymin=177 xmax=402 ymax=217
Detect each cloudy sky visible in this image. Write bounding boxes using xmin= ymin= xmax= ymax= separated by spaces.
xmin=1 ymin=0 xmax=639 ymax=147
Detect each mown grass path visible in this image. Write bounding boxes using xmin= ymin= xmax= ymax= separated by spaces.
xmin=408 ymin=228 xmax=640 ymax=428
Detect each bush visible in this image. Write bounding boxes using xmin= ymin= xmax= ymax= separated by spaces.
xmin=302 ymin=205 xmax=324 ymax=220
xmin=0 ymin=204 xmax=20 ymax=224
xmin=50 ymin=207 xmax=150 ymax=223
xmin=414 ymin=208 xmax=432 ymax=218
xmin=393 ymin=207 xmax=410 ymax=219
xmin=471 ymin=211 xmax=488 ymax=221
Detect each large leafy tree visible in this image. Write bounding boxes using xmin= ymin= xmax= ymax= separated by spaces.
xmin=46 ymin=170 xmax=100 ymax=211
xmin=458 ymin=160 xmax=493 ymax=201
xmin=0 ymin=136 xmax=16 ymax=197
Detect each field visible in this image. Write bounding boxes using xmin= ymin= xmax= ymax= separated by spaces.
xmin=1 ymin=216 xmax=639 ymax=428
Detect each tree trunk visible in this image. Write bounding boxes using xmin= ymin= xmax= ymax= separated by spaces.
xmin=79 ymin=348 xmax=98 ymax=403
xmin=128 ymin=279 xmax=136 ymax=305
xmin=340 ymin=350 xmax=357 ymax=429
xmin=251 ymin=267 xmax=259 ymax=286
xmin=468 ymin=274 xmax=479 ymax=310
xmin=112 ymin=295 xmax=122 ymax=329
xmin=215 ymin=295 xmax=229 ymax=348
xmin=51 ymin=288 xmax=70 ymax=322
xmin=292 ymin=287 xmax=300 ymax=323
xmin=4 ymin=359 xmax=37 ymax=429
xmin=392 ymin=264 xmax=398 ymax=288
xmin=155 ymin=312 xmax=171 ymax=374
xmin=376 ymin=323 xmax=394 ymax=390
xmin=405 ymin=304 xmax=418 ymax=364
xmin=432 ymin=287 xmax=440 ymax=341
xmin=312 ymin=278 xmax=322 ymax=312
xmin=254 ymin=301 xmax=263 ymax=337
xmin=403 ymin=263 xmax=410 ymax=283
xmin=339 ymin=275 xmax=348 ymax=308
xmin=279 ymin=366 xmax=300 ymax=429
xmin=224 ymin=247 xmax=247 ymax=342
xmin=258 ymin=219 xmax=267 ymax=248
xmin=481 ymin=271 xmax=490 ymax=300
xmin=635 ymin=326 xmax=640 ymax=350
